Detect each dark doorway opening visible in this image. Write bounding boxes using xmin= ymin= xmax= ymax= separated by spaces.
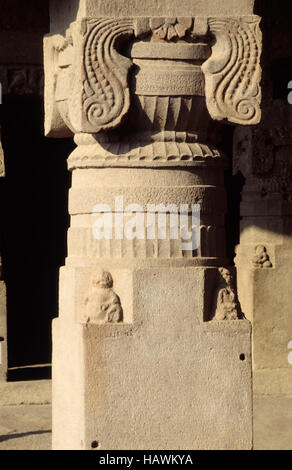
xmin=0 ymin=95 xmax=74 ymax=379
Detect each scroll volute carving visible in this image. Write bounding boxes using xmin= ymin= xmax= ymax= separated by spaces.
xmin=73 ymin=18 xmax=135 ymax=133
xmin=202 ymin=16 xmax=262 ymax=126
xmin=45 ymin=18 xmax=136 ymax=136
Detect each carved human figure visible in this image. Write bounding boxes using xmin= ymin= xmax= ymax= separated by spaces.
xmin=213 ymin=268 xmax=242 ymax=321
xmin=83 ymin=269 xmax=123 ymax=324
xmin=252 ymin=245 xmax=272 ymax=268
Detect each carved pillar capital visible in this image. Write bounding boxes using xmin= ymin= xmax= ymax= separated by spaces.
xmin=44 ymin=15 xmax=262 ymax=138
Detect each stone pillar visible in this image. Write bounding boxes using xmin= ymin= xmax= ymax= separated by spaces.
xmin=45 ymin=0 xmax=262 ymax=450
xmin=234 ymin=124 xmax=292 ymax=396
xmin=234 ymin=2 xmax=292 ymax=399
xmin=0 ymin=134 xmax=7 ymax=382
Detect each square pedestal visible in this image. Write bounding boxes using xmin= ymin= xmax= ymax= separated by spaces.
xmin=52 ymin=266 xmax=252 ymax=450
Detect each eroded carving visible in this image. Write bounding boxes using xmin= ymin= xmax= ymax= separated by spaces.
xmin=0 ymin=65 xmax=43 ymax=96
xmin=233 ymin=126 xmax=292 ymax=201
xmin=150 ymin=17 xmax=193 ymax=41
xmin=202 ymin=16 xmax=262 ymax=125
xmin=252 ymin=245 xmax=272 ymax=268
xmin=213 ymin=268 xmax=243 ymax=321
xmin=83 ymin=269 xmax=123 ymax=324
xmin=251 ymin=128 xmax=274 ymax=176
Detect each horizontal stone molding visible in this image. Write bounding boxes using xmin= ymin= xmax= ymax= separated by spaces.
xmin=69 ymin=186 xmax=227 ymax=215
xmin=68 ymin=141 xmax=224 ymax=169
xmin=65 ymin=256 xmax=229 ymax=269
xmin=67 ymin=223 xmax=225 ymax=260
xmin=130 ymin=42 xmax=210 ymax=60
xmin=133 ymin=64 xmax=205 ymax=96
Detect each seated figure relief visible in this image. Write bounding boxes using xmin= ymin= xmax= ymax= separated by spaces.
xmin=83 ymin=269 xmax=123 ymax=324
xmin=252 ymin=245 xmax=272 ymax=268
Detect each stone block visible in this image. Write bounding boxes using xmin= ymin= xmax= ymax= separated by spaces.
xmin=53 ymin=266 xmax=252 ymax=450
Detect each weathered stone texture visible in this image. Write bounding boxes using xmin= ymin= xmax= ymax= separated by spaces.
xmin=53 ymin=267 xmax=252 ymax=450
xmin=50 ymin=0 xmax=256 ymax=32
xmin=46 ymin=0 xmax=261 ymax=450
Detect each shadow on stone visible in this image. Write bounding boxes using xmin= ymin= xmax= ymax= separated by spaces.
xmin=0 ymin=429 xmax=51 ymax=443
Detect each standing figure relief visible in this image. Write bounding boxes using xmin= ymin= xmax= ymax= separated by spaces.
xmin=213 ymin=268 xmax=244 ymax=321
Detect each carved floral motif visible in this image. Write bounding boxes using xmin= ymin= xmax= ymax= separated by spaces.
xmin=150 ymin=17 xmax=193 ymax=41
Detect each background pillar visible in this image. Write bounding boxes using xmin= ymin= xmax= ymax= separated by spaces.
xmin=0 ymin=133 xmax=7 ymax=381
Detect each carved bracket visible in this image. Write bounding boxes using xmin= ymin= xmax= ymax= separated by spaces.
xmin=45 ymin=18 xmax=136 ymax=136
xmin=75 ymin=18 xmax=135 ymax=133
xmin=202 ymin=16 xmax=262 ymax=126
xmin=44 ymin=15 xmax=262 ymax=137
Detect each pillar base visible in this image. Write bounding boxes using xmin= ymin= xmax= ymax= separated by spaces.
xmin=52 ymin=266 xmax=252 ymax=450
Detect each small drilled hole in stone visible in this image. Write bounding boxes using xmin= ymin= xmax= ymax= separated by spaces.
xmin=91 ymin=441 xmax=99 ymax=449
xmin=239 ymin=353 xmax=245 ymax=361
